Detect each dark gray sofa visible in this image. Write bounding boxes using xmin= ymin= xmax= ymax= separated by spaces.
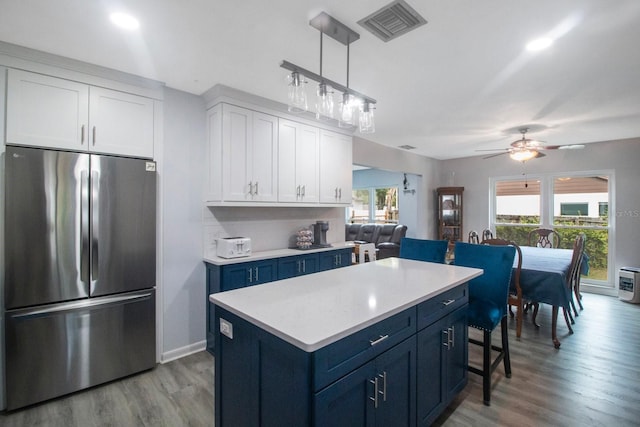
xmin=345 ymin=223 xmax=408 ymax=259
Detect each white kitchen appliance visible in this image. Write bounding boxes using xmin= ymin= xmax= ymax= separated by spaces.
xmin=618 ymin=267 xmax=640 ymax=303
xmin=217 ymin=237 xmax=252 ymax=258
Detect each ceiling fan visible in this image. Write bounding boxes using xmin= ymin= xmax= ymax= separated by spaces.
xmin=478 ymin=128 xmax=585 ymax=162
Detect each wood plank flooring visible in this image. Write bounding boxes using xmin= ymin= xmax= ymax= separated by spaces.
xmin=1 ymin=293 xmax=639 ymax=426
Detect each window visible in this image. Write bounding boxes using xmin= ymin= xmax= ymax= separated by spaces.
xmin=560 ymin=203 xmax=588 ymax=216
xmin=491 ymin=172 xmax=613 ymax=287
xmin=347 ymin=187 xmax=399 ymax=224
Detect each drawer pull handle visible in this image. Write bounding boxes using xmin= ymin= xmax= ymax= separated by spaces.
xmin=369 ymin=334 xmax=389 ymax=346
xmin=442 ymin=299 xmax=455 ymax=306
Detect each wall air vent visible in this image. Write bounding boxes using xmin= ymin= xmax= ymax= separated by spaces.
xmin=357 ymin=0 xmax=427 ymax=42
xmin=398 ymin=145 xmax=416 ymax=150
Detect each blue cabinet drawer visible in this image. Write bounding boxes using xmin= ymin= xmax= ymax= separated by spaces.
xmin=312 ymin=307 xmax=416 ymax=391
xmin=417 ymin=283 xmax=468 ymax=330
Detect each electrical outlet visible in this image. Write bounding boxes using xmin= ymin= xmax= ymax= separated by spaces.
xmin=220 ymin=318 xmax=233 ymax=339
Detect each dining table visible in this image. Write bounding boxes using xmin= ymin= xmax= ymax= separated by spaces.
xmin=513 ymin=245 xmax=577 ymax=348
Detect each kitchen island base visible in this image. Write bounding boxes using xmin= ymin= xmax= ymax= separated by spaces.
xmin=214 ymin=282 xmax=469 ymax=427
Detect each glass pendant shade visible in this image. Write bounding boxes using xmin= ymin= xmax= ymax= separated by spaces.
xmin=359 ymin=103 xmax=375 ymax=134
xmin=287 ymin=72 xmax=307 ymax=113
xmin=339 ymin=93 xmax=356 ymax=128
xmin=315 ymin=83 xmax=334 ymax=120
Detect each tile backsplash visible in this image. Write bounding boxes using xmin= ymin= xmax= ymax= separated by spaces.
xmin=203 ymin=206 xmax=347 ymax=258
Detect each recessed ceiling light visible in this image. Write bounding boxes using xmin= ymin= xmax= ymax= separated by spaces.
xmin=526 ymin=37 xmax=553 ymax=51
xmin=110 ymin=12 xmax=140 ymax=30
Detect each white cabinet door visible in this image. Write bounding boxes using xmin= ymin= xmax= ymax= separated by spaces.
xmin=6 ymin=69 xmax=89 ymax=151
xmin=251 ymin=112 xmax=278 ymax=202
xmin=319 ymin=130 xmax=352 ymax=204
xmin=6 ymin=69 xmax=155 ymax=158
xmin=88 ymin=87 xmax=154 ymax=158
xmin=278 ymin=119 xmax=319 ymax=203
xmin=221 ymin=105 xmax=278 ymax=202
xmin=222 ymin=104 xmax=252 ymax=201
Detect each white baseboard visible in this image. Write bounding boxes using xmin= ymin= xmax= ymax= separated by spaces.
xmin=160 ymin=340 xmax=207 ymax=364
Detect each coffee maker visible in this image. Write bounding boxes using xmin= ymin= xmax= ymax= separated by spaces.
xmin=313 ymin=221 xmax=331 ymax=247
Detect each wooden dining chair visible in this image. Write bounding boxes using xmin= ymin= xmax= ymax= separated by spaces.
xmin=468 ymin=230 xmax=480 ymax=244
xmin=399 ymin=237 xmax=449 ymax=263
xmin=482 ymin=229 xmax=493 ymax=241
xmin=563 ymin=234 xmax=586 ymax=329
xmin=528 ymin=228 xmax=560 ymax=248
xmin=573 ymin=233 xmax=587 ymax=312
xmin=454 ymin=241 xmax=516 ymax=406
xmin=482 ymin=238 xmax=523 ymax=338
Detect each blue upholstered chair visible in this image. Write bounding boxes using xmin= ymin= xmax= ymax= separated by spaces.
xmin=398 ymin=238 xmax=448 ymax=263
xmin=454 ymin=241 xmax=516 ymax=406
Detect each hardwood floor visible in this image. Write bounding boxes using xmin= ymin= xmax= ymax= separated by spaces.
xmin=435 ymin=293 xmax=640 ymax=426
xmin=1 ymin=293 xmax=639 ymax=426
xmin=0 ymin=351 xmax=215 ymax=427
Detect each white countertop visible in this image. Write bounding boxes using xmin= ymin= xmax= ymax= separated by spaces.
xmin=204 ymin=242 xmax=355 ymax=265
xmin=210 ymin=258 xmax=483 ymax=352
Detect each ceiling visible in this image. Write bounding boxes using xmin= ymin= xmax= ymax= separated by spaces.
xmin=2 ymin=0 xmax=640 ymax=159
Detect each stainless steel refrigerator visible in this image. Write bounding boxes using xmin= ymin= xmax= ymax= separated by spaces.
xmin=3 ymin=145 xmax=157 ymax=410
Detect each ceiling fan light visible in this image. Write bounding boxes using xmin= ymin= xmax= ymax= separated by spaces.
xmin=510 ymin=149 xmax=538 ymax=162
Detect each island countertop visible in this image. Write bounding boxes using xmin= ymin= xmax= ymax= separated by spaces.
xmin=210 ymin=257 xmax=482 ymax=352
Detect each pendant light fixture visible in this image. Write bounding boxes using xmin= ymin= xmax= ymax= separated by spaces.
xmin=286 ymin=71 xmax=307 ymax=113
xmin=281 ymin=12 xmax=377 ymax=132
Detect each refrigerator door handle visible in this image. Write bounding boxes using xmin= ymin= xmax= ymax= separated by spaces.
xmin=91 ymin=169 xmax=100 ymax=283
xmin=9 ymin=291 xmax=154 ymax=319
xmin=80 ymin=170 xmax=90 ymax=283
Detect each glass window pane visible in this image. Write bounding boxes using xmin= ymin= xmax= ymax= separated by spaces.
xmin=553 ymin=176 xmax=610 ymax=281
xmin=348 ymin=189 xmax=370 ymax=223
xmin=495 ymin=179 xmax=541 ymax=224
xmin=374 ymin=187 xmax=398 ymax=224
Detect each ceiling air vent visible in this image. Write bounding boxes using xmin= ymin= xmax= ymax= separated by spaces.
xmin=357 ymin=0 xmax=427 ymax=42
xmin=398 ymin=145 xmax=416 ymax=150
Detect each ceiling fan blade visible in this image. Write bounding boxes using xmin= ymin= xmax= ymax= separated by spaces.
xmin=482 ymin=152 xmax=509 ymax=159
xmin=475 ymin=148 xmax=509 ymax=152
xmin=541 ymin=144 xmax=586 ymax=150
xmin=534 ymin=151 xmax=546 ymax=158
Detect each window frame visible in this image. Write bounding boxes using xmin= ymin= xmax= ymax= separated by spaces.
xmin=489 ymin=169 xmax=615 ymax=289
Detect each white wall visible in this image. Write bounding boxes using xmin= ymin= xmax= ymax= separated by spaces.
xmin=160 ymin=88 xmax=207 ymax=361
xmin=352 ymin=137 xmax=441 ymax=238
xmin=438 ymin=138 xmax=640 ymax=289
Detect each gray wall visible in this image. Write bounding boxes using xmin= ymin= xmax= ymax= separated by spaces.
xmin=438 ymin=137 xmax=640 ymax=290
xmin=160 ymin=88 xmax=207 ymax=360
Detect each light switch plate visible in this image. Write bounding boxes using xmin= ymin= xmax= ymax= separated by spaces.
xmin=220 ymin=318 xmax=233 ymax=339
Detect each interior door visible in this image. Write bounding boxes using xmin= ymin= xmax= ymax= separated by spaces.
xmin=90 ymin=154 xmax=156 ymax=296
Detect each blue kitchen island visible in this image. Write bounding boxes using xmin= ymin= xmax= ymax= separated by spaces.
xmin=210 ymin=257 xmax=482 ymax=427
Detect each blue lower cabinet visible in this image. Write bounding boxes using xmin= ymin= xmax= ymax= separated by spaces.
xmin=206 ymin=259 xmax=277 ymax=353
xmin=416 ymin=306 xmax=468 ymax=426
xmin=318 ymin=248 xmax=352 ymax=271
xmin=315 ymin=335 xmax=417 ymax=427
xmin=278 ymin=254 xmax=318 ymax=280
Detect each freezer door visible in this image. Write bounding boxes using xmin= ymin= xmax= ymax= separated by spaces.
xmin=5 ymin=289 xmax=156 ymax=410
xmin=90 ymin=154 xmax=156 ymax=296
xmin=5 ymin=146 xmax=90 ymax=309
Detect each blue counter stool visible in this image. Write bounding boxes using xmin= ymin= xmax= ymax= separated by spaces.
xmin=454 ymin=241 xmax=516 ymax=406
xmin=399 ymin=238 xmax=448 ymax=263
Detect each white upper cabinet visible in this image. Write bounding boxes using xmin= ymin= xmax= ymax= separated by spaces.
xmin=319 ymin=129 xmax=352 ymax=205
xmin=219 ymin=104 xmax=278 ymax=202
xmin=278 ymin=119 xmax=319 ymax=203
xmin=6 ymin=69 xmax=154 ymax=158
